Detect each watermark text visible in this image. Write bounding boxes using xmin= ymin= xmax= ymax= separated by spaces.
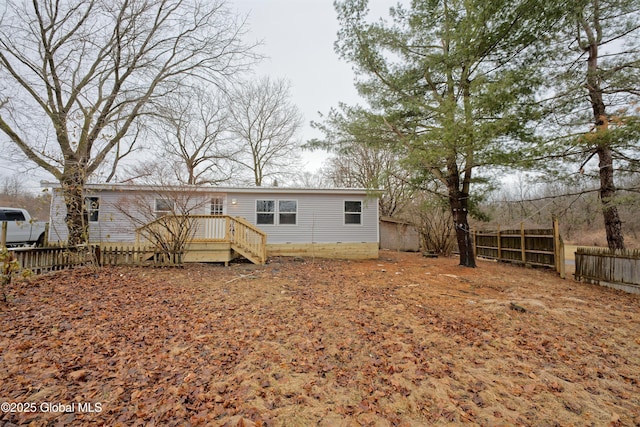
xmin=1 ymin=401 xmax=102 ymax=413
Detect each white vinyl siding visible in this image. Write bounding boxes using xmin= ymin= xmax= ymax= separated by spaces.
xmin=231 ymin=192 xmax=378 ymax=244
xmin=46 ymin=186 xmax=379 ymax=245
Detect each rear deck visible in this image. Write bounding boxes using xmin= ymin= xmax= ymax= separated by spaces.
xmin=136 ymin=215 xmax=267 ymax=265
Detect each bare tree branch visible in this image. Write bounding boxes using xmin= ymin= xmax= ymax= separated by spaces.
xmin=0 ymin=0 xmax=259 ymax=243
xmin=226 ymin=76 xmax=303 ymax=186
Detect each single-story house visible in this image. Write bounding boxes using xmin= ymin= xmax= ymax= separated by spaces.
xmin=42 ymin=182 xmax=380 ymax=263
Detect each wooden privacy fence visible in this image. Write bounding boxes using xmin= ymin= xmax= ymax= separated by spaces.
xmin=8 ymin=244 xmax=183 ymax=275
xmin=473 ymin=219 xmax=565 ymax=278
xmin=574 ymin=247 xmax=640 ymax=294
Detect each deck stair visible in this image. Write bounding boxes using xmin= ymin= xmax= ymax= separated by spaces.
xmin=136 ymin=215 xmax=267 ymax=265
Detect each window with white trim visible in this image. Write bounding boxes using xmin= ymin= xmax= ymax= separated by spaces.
xmin=211 ymin=197 xmax=224 ymax=215
xmin=256 ymin=200 xmax=297 ymax=225
xmin=344 ymin=200 xmax=362 ymax=225
xmin=278 ymin=200 xmax=297 ymax=225
xmin=85 ymin=197 xmax=100 ymax=222
xmin=256 ymin=200 xmax=275 ymax=225
xmin=155 ymin=199 xmax=174 ymax=218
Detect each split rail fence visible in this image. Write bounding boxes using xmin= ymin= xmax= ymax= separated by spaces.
xmin=574 ymin=247 xmax=640 ymax=294
xmin=472 ymin=219 xmax=565 ymax=278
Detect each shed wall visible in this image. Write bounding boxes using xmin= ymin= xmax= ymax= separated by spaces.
xmin=379 ymin=220 xmax=420 ymax=252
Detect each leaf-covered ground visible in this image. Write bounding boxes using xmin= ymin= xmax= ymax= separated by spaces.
xmin=1 ymin=251 xmax=639 ymax=426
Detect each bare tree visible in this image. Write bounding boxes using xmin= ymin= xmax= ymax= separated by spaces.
xmin=288 ymin=169 xmax=331 ymax=188
xmin=323 ymin=144 xmax=414 ymax=217
xmin=0 ymin=0 xmax=257 ymax=245
xmin=481 ymin=175 xmax=640 ymax=247
xmin=152 ymin=86 xmax=237 ymax=185
xmin=407 ymin=194 xmax=456 ymax=256
xmin=0 ymin=174 xmax=51 ymax=220
xmin=1 ymin=175 xmax=24 ymax=198
xmin=114 ymin=182 xmax=209 ymax=264
xmin=227 ymin=76 xmax=303 ymax=186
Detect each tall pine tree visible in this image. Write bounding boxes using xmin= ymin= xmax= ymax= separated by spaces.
xmin=329 ymin=0 xmax=561 ymax=266
xmin=542 ymin=0 xmax=640 ymax=249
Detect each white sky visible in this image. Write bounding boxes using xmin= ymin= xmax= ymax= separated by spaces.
xmin=232 ymin=0 xmax=398 ymax=171
xmin=1 ymin=1 xmax=398 ymax=190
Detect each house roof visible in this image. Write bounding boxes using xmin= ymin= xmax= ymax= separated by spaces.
xmin=40 ymin=181 xmax=382 ymax=197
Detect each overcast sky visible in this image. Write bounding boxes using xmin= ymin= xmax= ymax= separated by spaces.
xmin=232 ymin=0 xmax=398 ymax=170
xmin=1 ymin=1 xmax=398 ymax=190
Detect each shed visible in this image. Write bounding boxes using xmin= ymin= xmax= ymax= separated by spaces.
xmin=379 ymin=216 xmax=420 ymax=252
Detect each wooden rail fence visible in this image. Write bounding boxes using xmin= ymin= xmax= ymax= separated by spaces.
xmin=575 ymin=247 xmax=640 ymax=294
xmin=473 ymin=219 xmax=565 ymax=278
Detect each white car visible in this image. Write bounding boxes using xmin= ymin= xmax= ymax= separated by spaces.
xmin=0 ymin=207 xmax=48 ymax=247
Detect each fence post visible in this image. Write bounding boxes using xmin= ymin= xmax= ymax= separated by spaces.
xmin=1 ymin=221 xmax=6 ymax=247
xmin=94 ymin=246 xmax=102 ymax=267
xmin=552 ymin=217 xmax=565 ymax=278
xmin=558 ymin=238 xmax=566 ymax=279
xmin=43 ymin=223 xmax=49 ymax=246
xmin=497 ymin=224 xmax=501 ymax=261
xmin=520 ymin=222 xmax=526 ymax=264
xmin=471 ymin=227 xmax=476 ymax=258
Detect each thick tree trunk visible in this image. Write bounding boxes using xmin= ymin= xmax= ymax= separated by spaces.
xmin=586 ymin=41 xmax=625 ymax=250
xmin=597 ymin=146 xmax=625 ymax=249
xmin=61 ymin=166 xmax=89 ymax=246
xmin=447 ymin=179 xmax=476 ymax=268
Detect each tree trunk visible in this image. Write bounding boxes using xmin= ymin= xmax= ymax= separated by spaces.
xmin=61 ymin=165 xmax=89 ymax=246
xmin=586 ymin=39 xmax=625 ymax=250
xmin=447 ymin=178 xmax=476 ymax=268
xmin=597 ymin=146 xmax=625 ymax=249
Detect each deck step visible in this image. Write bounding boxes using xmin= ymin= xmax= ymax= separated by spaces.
xmin=136 ymin=215 xmax=267 ymax=265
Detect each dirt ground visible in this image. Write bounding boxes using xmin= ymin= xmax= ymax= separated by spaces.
xmin=1 ymin=251 xmax=639 ymax=426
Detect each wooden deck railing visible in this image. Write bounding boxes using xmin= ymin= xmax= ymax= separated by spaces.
xmin=228 ymin=216 xmax=268 ymax=265
xmin=97 ymin=245 xmax=184 ymax=267
xmin=136 ymin=215 xmax=267 ymax=264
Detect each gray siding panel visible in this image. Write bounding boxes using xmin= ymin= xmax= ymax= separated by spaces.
xmin=227 ymin=192 xmax=378 ymax=244
xmin=48 ymin=189 xmax=69 ymax=243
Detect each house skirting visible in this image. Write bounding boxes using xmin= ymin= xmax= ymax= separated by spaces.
xmin=90 ymin=241 xmax=378 ymax=263
xmin=266 ymin=242 xmax=378 ymax=260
